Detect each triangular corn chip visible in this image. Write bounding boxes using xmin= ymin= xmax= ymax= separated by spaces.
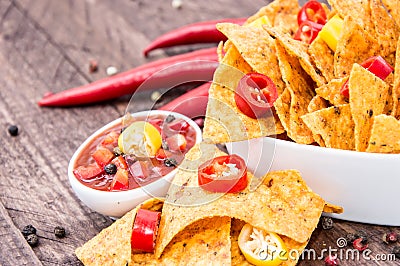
xmin=315 ymin=77 xmax=348 ymax=106
xmin=349 ymin=64 xmax=390 ymax=151
xmin=366 ymin=114 xmax=400 ymax=153
xmin=309 ymin=36 xmax=335 ymax=82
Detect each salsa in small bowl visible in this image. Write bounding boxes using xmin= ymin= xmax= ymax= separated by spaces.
xmin=68 ymin=110 xmax=202 ymax=217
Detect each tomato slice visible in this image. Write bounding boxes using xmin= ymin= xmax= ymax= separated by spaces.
xmin=293 ymin=20 xmax=323 ymax=44
xmin=234 ymin=73 xmax=278 ymax=119
xmin=131 ymin=209 xmax=161 ymax=253
xmin=198 ymin=154 xmax=248 ymax=193
xmin=238 ymin=224 xmax=288 ymax=266
xmin=297 ymin=0 xmax=327 ymax=25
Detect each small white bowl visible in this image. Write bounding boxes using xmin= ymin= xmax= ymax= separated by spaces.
xmin=68 ymin=110 xmax=202 ymax=217
xmin=227 ymin=137 xmax=400 ymax=226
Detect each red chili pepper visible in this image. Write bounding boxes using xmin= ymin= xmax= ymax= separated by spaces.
xmin=38 ymin=48 xmax=218 ymax=107
xmin=340 ymin=55 xmax=394 ymax=97
xmin=293 ymin=20 xmax=323 ymax=44
xmin=234 ymin=73 xmax=278 ymax=119
xmin=158 ymin=82 xmax=210 ymax=118
xmin=143 ymin=18 xmax=247 ymax=57
xmin=198 ymin=154 xmax=248 ymax=193
xmin=131 ymin=209 xmax=161 ymax=253
xmin=297 ymin=0 xmax=327 ymax=25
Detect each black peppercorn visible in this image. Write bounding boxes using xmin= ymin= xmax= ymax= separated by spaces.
xmin=26 ymin=234 xmax=39 ymax=247
xmin=8 ymin=125 xmax=19 ymax=136
xmin=54 ymin=226 xmax=66 ymax=238
xmin=104 ymin=163 xmax=117 ymax=175
xmin=164 ymin=158 xmax=177 ymax=167
xmin=21 ymin=224 xmax=37 ymax=237
xmin=355 ymin=230 xmax=368 ymax=244
xmin=320 ymin=217 xmax=333 ymax=230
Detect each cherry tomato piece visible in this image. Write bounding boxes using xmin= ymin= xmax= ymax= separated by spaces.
xmin=131 ymin=209 xmax=161 ymax=253
xmin=73 ymin=163 xmax=103 ymax=180
xmin=297 ymin=0 xmax=327 ymax=25
xmin=110 ymin=168 xmax=129 ymax=191
xmin=234 ymin=73 xmax=278 ymax=119
xmin=198 ymin=154 xmax=248 ymax=193
xmin=294 ymin=20 xmax=323 ymax=44
xmin=92 ymin=147 xmax=115 ymax=167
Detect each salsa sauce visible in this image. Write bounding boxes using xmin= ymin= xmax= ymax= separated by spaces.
xmin=73 ymin=114 xmax=197 ymax=191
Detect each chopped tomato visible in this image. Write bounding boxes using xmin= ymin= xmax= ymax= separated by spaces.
xmin=293 ymin=20 xmax=323 ymax=44
xmin=92 ymin=147 xmax=115 ymax=167
xmin=238 ymin=224 xmax=288 ymax=266
xmin=166 ymin=134 xmax=187 ymax=152
xmin=129 ymin=161 xmax=151 ymax=181
xmin=110 ymin=168 xmax=129 ymax=191
xmin=297 ymin=0 xmax=327 ymax=25
xmin=155 ymin=149 xmax=173 ymax=161
xmin=111 ymin=156 xmax=128 ymax=170
xmin=101 ymin=131 xmax=120 ymax=146
xmin=131 ymin=209 xmax=161 ymax=253
xmin=198 ymin=154 xmax=248 ymax=193
xmin=234 ymin=73 xmax=278 ymax=119
xmin=73 ymin=163 xmax=103 ymax=180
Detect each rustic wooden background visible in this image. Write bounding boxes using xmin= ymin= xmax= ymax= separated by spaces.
xmin=0 ymin=0 xmax=399 ymax=265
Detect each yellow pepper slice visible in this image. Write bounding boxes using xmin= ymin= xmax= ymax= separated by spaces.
xmin=118 ymin=121 xmax=162 ymax=157
xmin=247 ymin=15 xmax=272 ymax=28
xmin=238 ymin=224 xmax=288 ymax=266
xmin=319 ymin=14 xmax=344 ymax=51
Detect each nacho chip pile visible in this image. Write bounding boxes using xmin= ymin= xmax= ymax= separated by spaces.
xmin=203 ymin=0 xmax=400 ymax=154
xmin=75 ymin=143 xmax=334 ymax=265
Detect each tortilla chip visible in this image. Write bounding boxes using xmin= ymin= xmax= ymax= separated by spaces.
xmin=230 ymin=219 xmax=306 ymax=266
xmin=155 ymin=143 xmax=325 ymax=257
xmin=216 ymin=23 xmax=285 ymax=95
xmin=366 ymin=114 xmax=400 ymax=153
xmin=308 ymin=95 xmax=330 ymax=113
xmin=274 ymin=88 xmax=291 ymax=132
xmin=246 ymin=0 xmax=299 ymax=35
xmin=203 ymin=66 xmax=281 ymax=144
xmin=265 ymin=27 xmax=326 ymax=87
xmin=327 ymin=0 xmax=374 ymax=31
xmin=349 ymin=64 xmax=390 ymax=152
xmin=275 ymin=39 xmax=315 ymax=144
xmin=381 ymin=0 xmax=400 ymax=28
xmin=324 ymin=203 xmax=344 ymax=214
xmin=334 ymin=15 xmax=380 ymax=78
xmin=309 ymin=36 xmax=335 ymax=82
xmin=75 ymin=198 xmax=163 ymax=266
xmin=392 ymin=36 xmax=400 ymax=119
xmin=315 ymin=77 xmax=348 ymax=106
xmin=370 ymin=0 xmax=399 ymax=66
xmin=302 ymin=104 xmax=355 ymax=150
xmin=131 ymin=217 xmax=232 ymax=265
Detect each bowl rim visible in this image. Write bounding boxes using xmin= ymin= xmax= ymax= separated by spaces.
xmin=262 ymin=136 xmax=400 ymax=160
xmin=68 ymin=110 xmax=203 ymax=198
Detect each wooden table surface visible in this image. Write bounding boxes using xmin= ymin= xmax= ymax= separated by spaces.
xmin=0 ymin=0 xmax=399 ymax=265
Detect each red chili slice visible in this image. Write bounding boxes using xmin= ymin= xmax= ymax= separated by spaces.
xmin=198 ymin=154 xmax=248 ymax=193
xmin=297 ymin=0 xmax=327 ymax=25
xmin=131 ymin=209 xmax=161 ymax=253
xmin=234 ymin=73 xmax=278 ymax=119
xmin=340 ymin=55 xmax=394 ymax=97
xmin=293 ymin=20 xmax=323 ymax=44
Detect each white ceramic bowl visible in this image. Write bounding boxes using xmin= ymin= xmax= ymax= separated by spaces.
xmin=68 ymin=110 xmax=202 ymax=217
xmin=227 ymin=137 xmax=400 ymax=226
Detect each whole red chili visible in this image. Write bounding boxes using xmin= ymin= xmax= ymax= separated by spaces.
xmin=38 ymin=48 xmax=218 ymax=107
xmin=158 ymin=82 xmax=211 ymax=118
xmin=143 ymin=18 xmax=247 ymax=56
